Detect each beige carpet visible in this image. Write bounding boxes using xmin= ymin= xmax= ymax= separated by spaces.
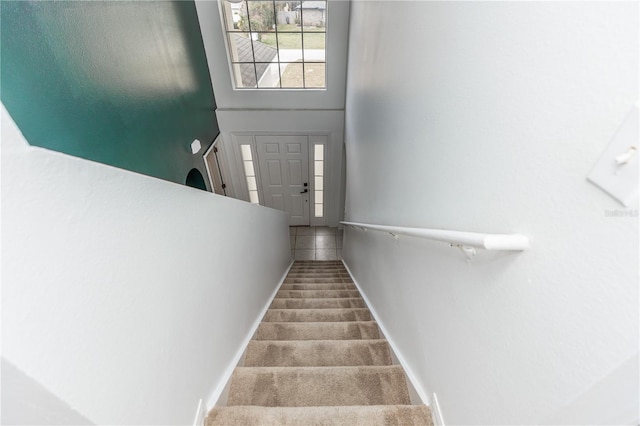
xmin=206 ymin=260 xmax=433 ymax=425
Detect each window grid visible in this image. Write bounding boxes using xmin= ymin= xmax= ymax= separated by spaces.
xmin=222 ymin=0 xmax=327 ymax=90
xmin=314 ymin=144 xmax=324 ymax=217
xmin=240 ymin=144 xmax=260 ymax=204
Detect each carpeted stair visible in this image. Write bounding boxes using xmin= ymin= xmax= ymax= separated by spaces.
xmin=206 ymin=260 xmax=433 ymax=425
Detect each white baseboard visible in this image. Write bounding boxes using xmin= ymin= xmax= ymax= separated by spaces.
xmin=431 ymin=393 xmax=446 ymax=426
xmin=341 ymin=260 xmax=431 ymax=407
xmin=205 ymin=261 xmax=294 ymax=411
xmin=192 ymin=399 xmax=205 ymax=426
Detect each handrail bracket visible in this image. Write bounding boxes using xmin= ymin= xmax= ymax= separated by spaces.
xmin=450 ymin=243 xmax=477 ymax=261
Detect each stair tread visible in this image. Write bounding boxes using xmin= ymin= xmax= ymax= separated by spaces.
xmin=263 ymin=308 xmax=371 ymax=322
xmin=228 ymin=366 xmax=411 ymax=407
xmin=245 ymin=339 xmax=392 ymax=367
xmin=276 ymin=289 xmax=361 ymax=299
xmin=256 ymin=321 xmax=379 ymax=340
xmin=289 ymin=267 xmax=347 ymax=270
xmin=280 ymin=283 xmax=356 ymax=291
xmin=270 ymin=298 xmax=365 ymax=309
xmin=292 ymin=265 xmax=344 ymax=267
xmin=286 ymin=273 xmax=352 ymax=276
xmin=206 ymin=405 xmax=433 ymax=426
xmin=282 ymin=280 xmax=354 ymax=283
xmin=291 ymin=265 xmax=346 ymax=268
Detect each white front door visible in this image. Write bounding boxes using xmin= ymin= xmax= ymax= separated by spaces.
xmin=255 ymin=135 xmax=310 ymax=226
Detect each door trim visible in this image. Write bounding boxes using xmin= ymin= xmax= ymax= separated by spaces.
xmin=203 ymin=134 xmax=228 ymax=196
xmin=230 ymin=132 xmax=330 ymax=227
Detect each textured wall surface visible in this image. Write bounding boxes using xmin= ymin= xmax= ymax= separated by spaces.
xmin=2 ymin=105 xmax=291 ymax=425
xmin=343 ymin=2 xmax=638 ymax=424
xmin=1 ymin=1 xmax=218 ymax=186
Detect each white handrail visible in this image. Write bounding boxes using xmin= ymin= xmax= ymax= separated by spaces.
xmin=340 ymin=221 xmax=529 ymax=251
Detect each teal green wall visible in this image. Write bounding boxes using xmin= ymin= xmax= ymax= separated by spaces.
xmin=1 ymin=1 xmax=219 ymax=186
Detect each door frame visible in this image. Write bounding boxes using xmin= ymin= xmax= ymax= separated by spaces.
xmin=230 ymin=132 xmax=330 ymax=227
xmin=203 ymin=134 xmax=228 ymax=196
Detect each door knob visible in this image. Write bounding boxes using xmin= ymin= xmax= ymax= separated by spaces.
xmin=300 ymin=189 xmax=308 ymax=194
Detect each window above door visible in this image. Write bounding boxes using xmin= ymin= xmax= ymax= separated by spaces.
xmin=220 ymin=0 xmax=327 ymax=89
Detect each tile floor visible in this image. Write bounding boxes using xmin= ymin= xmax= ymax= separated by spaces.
xmin=290 ymin=226 xmax=344 ymax=260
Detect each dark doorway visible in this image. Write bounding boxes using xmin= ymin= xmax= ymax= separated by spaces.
xmin=186 ymin=168 xmax=207 ymax=191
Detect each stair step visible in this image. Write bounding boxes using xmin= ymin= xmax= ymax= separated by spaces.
xmin=263 ymin=308 xmax=372 ymax=322
xmin=244 ymin=339 xmax=391 ymax=367
xmin=292 ymin=262 xmax=344 ymax=265
xmin=255 ymin=321 xmax=379 ymax=340
xmin=285 ymin=277 xmax=353 ymax=283
xmin=276 ymin=289 xmax=361 ymax=299
xmin=228 ymin=365 xmax=411 ymax=406
xmin=280 ymin=283 xmax=356 ymax=291
xmin=289 ymin=264 xmax=347 ymax=268
xmin=206 ymin=405 xmax=433 ymax=426
xmin=293 ymin=262 xmax=343 ymax=266
xmin=289 ymin=266 xmax=347 ymax=270
xmin=270 ymin=298 xmax=365 ymax=309
xmin=286 ymin=273 xmax=352 ymax=278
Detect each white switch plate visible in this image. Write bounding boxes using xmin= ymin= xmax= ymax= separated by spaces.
xmin=587 ymin=103 xmax=639 ymax=206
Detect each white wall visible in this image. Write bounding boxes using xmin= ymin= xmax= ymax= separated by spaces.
xmin=1 ymin=105 xmax=291 ymax=425
xmin=343 ymin=2 xmax=638 ymax=425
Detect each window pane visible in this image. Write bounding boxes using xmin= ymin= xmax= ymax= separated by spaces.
xmin=247 ymin=176 xmax=257 ymax=191
xmin=303 ymin=33 xmax=325 ymax=61
xmin=315 ymin=176 xmax=323 ymax=190
xmin=251 ymin=34 xmax=279 ymax=65
xmin=241 ymin=145 xmax=253 ymax=161
xmin=300 ymin=1 xmax=326 ymax=30
xmin=223 ymin=0 xmax=327 ymax=91
xmin=304 ymin=62 xmax=325 ymax=88
xmin=276 ymin=33 xmax=302 ymax=61
xmin=249 ymin=190 xmax=260 ymax=204
xmin=314 ymin=161 xmax=323 ymax=176
xmin=275 ymin=1 xmax=300 ymax=32
xmin=232 ymin=63 xmax=258 ymax=88
xmin=256 ymin=33 xmax=278 ymax=50
xmin=315 ymin=204 xmax=323 ymax=217
xmin=315 ymin=190 xmax=323 ymax=203
xmin=228 ymin=33 xmax=252 ymax=62
xmin=256 ymin=63 xmax=282 ymax=88
xmin=244 ymin=160 xmax=255 ymax=176
xmin=248 ymin=1 xmax=276 ymax=32
xmin=280 ymin=62 xmax=304 ymax=88
xmin=314 ymin=144 xmax=324 ymax=160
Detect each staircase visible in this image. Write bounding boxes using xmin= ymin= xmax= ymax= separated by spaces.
xmin=206 ymin=260 xmax=432 ymax=425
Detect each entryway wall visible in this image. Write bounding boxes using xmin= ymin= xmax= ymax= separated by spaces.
xmin=215 ymin=109 xmax=346 ymax=227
